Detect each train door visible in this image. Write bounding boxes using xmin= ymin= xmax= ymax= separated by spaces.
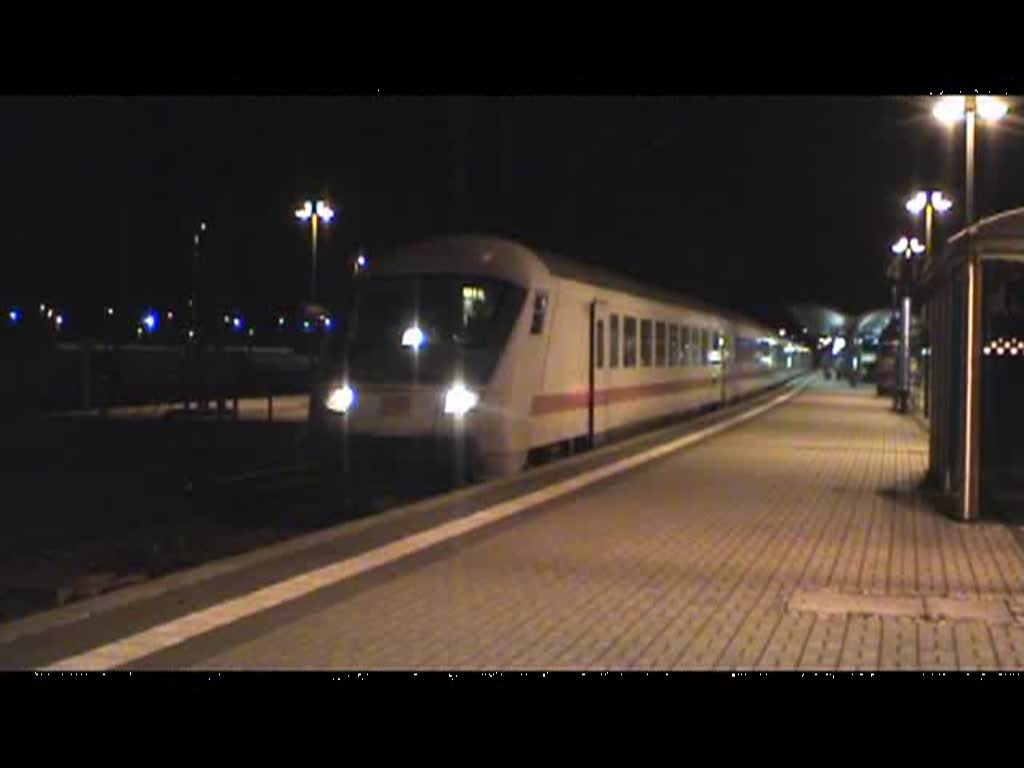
xmin=589 ymin=300 xmax=610 ymax=448
xmin=717 ymin=328 xmax=729 ymax=404
xmin=709 ymin=328 xmax=725 ymax=406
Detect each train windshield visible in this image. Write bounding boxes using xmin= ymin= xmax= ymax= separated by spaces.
xmin=328 ymin=274 xmax=527 ymax=386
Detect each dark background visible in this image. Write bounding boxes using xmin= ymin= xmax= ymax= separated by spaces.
xmin=4 ymin=95 xmax=1024 ymax=328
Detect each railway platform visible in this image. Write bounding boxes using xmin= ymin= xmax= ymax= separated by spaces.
xmin=4 ymin=375 xmax=1024 ymax=671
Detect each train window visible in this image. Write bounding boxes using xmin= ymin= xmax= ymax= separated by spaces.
xmin=461 ymin=285 xmax=490 ymax=329
xmin=609 ymin=314 xmax=620 ymax=368
xmin=679 ymin=325 xmax=690 ymax=365
xmin=709 ymin=331 xmax=723 ymax=364
xmin=595 ymin=319 xmax=605 ymax=369
xmin=655 ymin=322 xmax=666 ymax=367
xmin=340 ymin=275 xmax=527 ymax=385
xmin=747 ymin=337 xmax=764 ymax=365
xmin=530 ymin=291 xmax=548 ymax=335
xmin=623 ymin=316 xmax=637 ymax=367
xmin=701 ymin=328 xmax=710 ymax=364
xmin=640 ymin=319 xmax=652 ymax=367
xmin=669 ymin=324 xmax=679 ymax=366
xmin=688 ymin=326 xmax=699 ymax=365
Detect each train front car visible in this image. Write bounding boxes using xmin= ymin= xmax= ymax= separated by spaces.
xmin=723 ymin=325 xmax=800 ymax=402
xmin=309 ymin=237 xmax=537 ymax=483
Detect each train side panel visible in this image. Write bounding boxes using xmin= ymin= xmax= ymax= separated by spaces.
xmin=526 ymin=279 xmax=735 ymax=451
xmin=470 ymin=261 xmax=558 ymax=476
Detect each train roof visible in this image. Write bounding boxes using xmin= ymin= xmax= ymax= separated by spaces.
xmin=388 ymin=234 xmax=781 ymax=336
xmin=536 ymin=249 xmax=774 ymax=333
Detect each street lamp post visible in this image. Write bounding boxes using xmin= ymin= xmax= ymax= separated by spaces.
xmin=295 ymin=200 xmax=335 ymax=305
xmin=933 ymin=95 xmax=1008 ymax=520
xmin=185 ymin=220 xmax=208 ymax=413
xmin=906 ymin=191 xmax=953 ymax=420
xmin=906 ymin=191 xmax=953 ymax=261
xmin=191 ymin=221 xmax=207 ymax=340
xmin=891 ymin=236 xmax=926 ymax=413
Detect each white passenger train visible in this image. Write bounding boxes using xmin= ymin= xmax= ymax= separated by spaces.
xmin=309 ymin=235 xmax=811 ymax=479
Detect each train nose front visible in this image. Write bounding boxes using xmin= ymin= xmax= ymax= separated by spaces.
xmin=314 ymin=380 xmax=485 ymax=483
xmin=337 ymin=384 xmax=442 ymax=436
xmin=317 ymin=379 xmax=483 ymax=460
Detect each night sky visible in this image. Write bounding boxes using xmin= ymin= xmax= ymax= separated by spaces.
xmin=4 ymin=95 xmax=1024 ymax=327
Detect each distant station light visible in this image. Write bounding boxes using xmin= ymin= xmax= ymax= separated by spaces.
xmin=906 ymin=191 xmax=928 ymax=215
xmin=906 ymin=190 xmax=953 ymax=216
xmin=323 ymin=316 xmax=333 ymax=330
xmin=892 ymin=236 xmax=925 ymax=258
xmin=55 ymin=314 xmax=64 ymax=328
xmin=932 ymin=191 xmax=953 ymax=213
xmin=247 ymin=328 xmax=255 ymax=337
xmin=8 ymin=308 xmax=21 ymax=325
xmin=934 ymin=95 xmax=1009 ymax=124
xmin=295 ymin=201 xmax=313 ymax=221
xmin=278 ymin=316 xmax=286 ymax=328
xmin=302 ymin=319 xmax=312 ymax=333
xmin=167 ymin=310 xmax=174 ymax=321
xmin=141 ymin=311 xmax=158 ymax=333
xmin=232 ymin=315 xmax=243 ymax=331
xmin=106 ymin=306 xmax=115 ymax=317
xmin=39 ymin=303 xmax=46 ymax=313
xmin=315 ymin=201 xmax=334 ymax=223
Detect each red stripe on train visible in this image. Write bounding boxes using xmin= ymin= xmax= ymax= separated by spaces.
xmin=529 ymin=369 xmax=783 ymax=415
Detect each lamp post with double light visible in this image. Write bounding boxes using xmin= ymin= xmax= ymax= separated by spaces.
xmin=190 ymin=221 xmax=207 ymax=341
xmin=294 ymin=200 xmax=335 ymax=306
xmin=906 ymin=191 xmax=952 ymax=419
xmin=932 ymin=95 xmax=1009 ymax=520
xmin=906 ymin=190 xmax=953 ymax=260
xmin=891 ymin=236 xmax=925 ymax=413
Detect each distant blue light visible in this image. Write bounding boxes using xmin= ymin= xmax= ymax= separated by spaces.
xmin=356 ymin=254 xmax=367 ymax=269
xmin=302 ymin=320 xmax=312 ymax=333
xmin=323 ymin=316 xmax=333 ymax=330
xmin=8 ymin=308 xmax=20 ymax=325
xmin=55 ymin=314 xmax=64 ymax=328
xmin=232 ymin=316 xmax=244 ymax=331
xmin=142 ymin=311 xmax=158 ymax=333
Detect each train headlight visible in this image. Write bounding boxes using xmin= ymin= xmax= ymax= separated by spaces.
xmin=444 ymin=384 xmax=478 ymax=416
xmin=326 ymin=384 xmax=356 ymax=414
xmin=401 ymin=325 xmax=426 ymax=350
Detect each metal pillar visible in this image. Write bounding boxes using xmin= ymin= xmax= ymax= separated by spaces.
xmin=962 ymin=103 xmax=981 ymax=521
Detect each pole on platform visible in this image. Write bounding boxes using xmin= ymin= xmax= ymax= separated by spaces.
xmin=963 ymin=102 xmax=980 ymax=521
